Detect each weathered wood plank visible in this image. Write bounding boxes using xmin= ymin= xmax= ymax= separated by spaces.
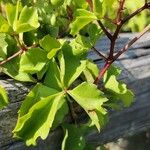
xmin=0 ymin=33 xmax=150 ymax=149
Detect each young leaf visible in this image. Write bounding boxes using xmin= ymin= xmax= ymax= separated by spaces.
xmin=68 ymin=82 xmax=108 ymax=130
xmin=0 ymin=85 xmax=9 ymax=109
xmin=39 ymin=35 xmax=61 ymax=59
xmin=16 ymin=6 xmax=40 ymax=33
xmin=5 ymin=1 xmax=19 ymax=30
xmin=70 ymin=9 xmax=97 ymax=36
xmin=103 ymin=65 xmax=134 ymax=107
xmin=13 ymin=92 xmax=65 ymax=146
xmin=59 ymin=43 xmax=86 ymax=88
xmin=0 ymin=15 xmax=12 ymax=33
xmin=62 ymin=124 xmax=86 ymax=150
xmin=20 ymin=48 xmax=48 ymax=74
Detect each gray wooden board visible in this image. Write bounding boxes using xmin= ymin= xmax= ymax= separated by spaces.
xmin=0 ymin=33 xmax=150 ymax=149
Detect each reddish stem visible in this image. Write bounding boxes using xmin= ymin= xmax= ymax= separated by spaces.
xmin=86 ymin=0 xmax=93 ymax=11
xmin=94 ymin=62 xmax=111 ymax=85
xmin=116 ymin=0 xmax=125 ymax=24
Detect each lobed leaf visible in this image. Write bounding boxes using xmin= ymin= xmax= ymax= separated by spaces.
xmin=103 ymin=65 xmax=134 ymax=107
xmin=13 ymin=91 xmax=66 ymax=146
xmin=68 ymin=82 xmax=108 ymax=130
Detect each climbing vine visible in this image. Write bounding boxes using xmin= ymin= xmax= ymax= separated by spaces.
xmin=0 ymin=0 xmax=150 ymax=149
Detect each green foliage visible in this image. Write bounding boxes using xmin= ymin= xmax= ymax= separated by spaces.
xmin=0 ymin=85 xmax=9 ymax=109
xmin=0 ymin=0 xmax=147 ymax=149
xmin=70 ymin=9 xmax=97 ymax=36
xmin=68 ymin=82 xmax=108 ymax=130
xmin=103 ymin=65 xmax=134 ymax=107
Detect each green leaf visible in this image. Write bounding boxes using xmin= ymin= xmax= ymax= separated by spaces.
xmin=44 ymin=58 xmax=62 ymax=91
xmin=68 ymin=82 xmax=108 ymax=130
xmin=16 ymin=6 xmax=40 ymax=33
xmin=61 ymin=124 xmax=86 ymax=150
xmin=87 ymin=23 xmax=102 ymax=45
xmin=5 ymin=1 xmax=19 ymax=30
xmin=0 ymin=33 xmax=8 ymax=59
xmin=59 ymin=43 xmax=86 ymax=88
xmin=70 ymin=35 xmax=91 ymax=57
xmin=2 ymin=57 xmax=36 ymax=82
xmin=13 ymin=91 xmax=65 ymax=146
xmin=70 ymin=9 xmax=97 ymax=36
xmin=93 ymin=0 xmax=103 ymax=19
xmin=103 ymin=65 xmax=134 ymax=107
xmin=18 ymin=83 xmax=58 ymax=117
xmin=20 ymin=48 xmax=48 ymax=74
xmin=83 ymin=60 xmax=99 ymax=83
xmin=39 ymin=35 xmax=61 ymax=59
xmin=0 ymin=14 xmax=12 ymax=33
xmin=0 ymin=85 xmax=9 ymax=109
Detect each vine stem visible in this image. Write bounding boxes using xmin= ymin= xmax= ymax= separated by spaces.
xmin=86 ymin=0 xmax=93 ymax=11
xmin=0 ymin=50 xmax=23 ymax=66
xmin=94 ymin=24 xmax=150 ymax=85
xmin=92 ymin=47 xmax=107 ymax=60
xmin=116 ymin=0 xmax=125 ymax=24
xmin=94 ymin=62 xmax=111 ymax=85
xmin=114 ymin=24 xmax=150 ymax=60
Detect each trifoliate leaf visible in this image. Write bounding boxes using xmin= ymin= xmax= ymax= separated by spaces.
xmin=103 ymin=65 xmax=134 ymax=107
xmin=13 ymin=92 xmax=65 ymax=146
xmin=0 ymin=85 xmax=9 ymax=109
xmin=70 ymin=9 xmax=97 ymax=36
xmin=68 ymin=82 xmax=108 ymax=130
xmin=20 ymin=48 xmax=48 ymax=74
xmin=39 ymin=35 xmax=61 ymax=59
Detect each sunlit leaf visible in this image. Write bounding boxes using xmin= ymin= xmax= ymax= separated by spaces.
xmin=103 ymin=65 xmax=134 ymax=107
xmin=68 ymin=82 xmax=108 ymax=130
xmin=20 ymin=48 xmax=48 ymax=74
xmin=39 ymin=35 xmax=61 ymax=59
xmin=13 ymin=91 xmax=65 ymax=146
xmin=70 ymin=9 xmax=97 ymax=36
